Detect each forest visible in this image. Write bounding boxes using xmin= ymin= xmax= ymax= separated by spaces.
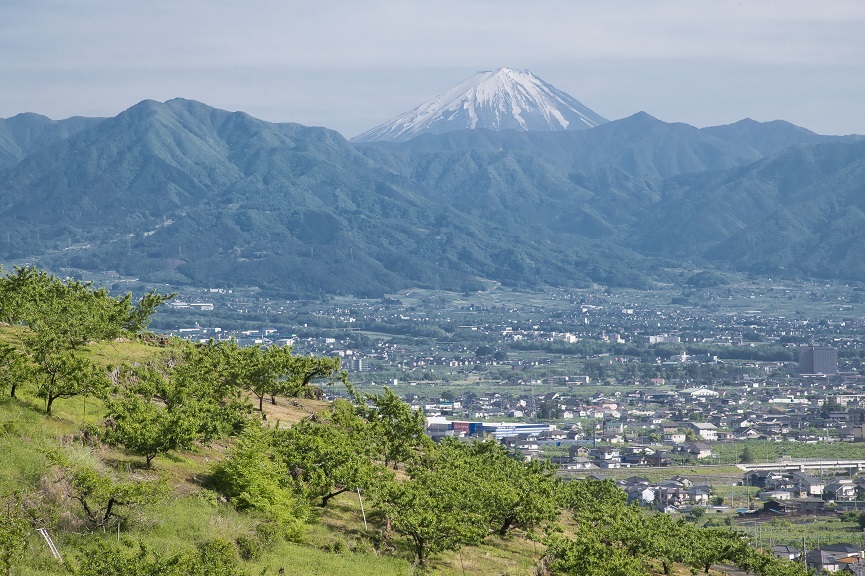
xmin=0 ymin=265 xmax=815 ymax=575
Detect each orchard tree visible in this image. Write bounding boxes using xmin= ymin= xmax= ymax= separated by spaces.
xmin=643 ymin=513 xmax=692 ymax=575
xmin=103 ymin=349 xmax=252 ymax=466
xmin=224 ymin=343 xmax=294 ymax=411
xmin=0 ymin=266 xmax=172 ymax=349
xmin=563 ymin=477 xmax=627 ymax=523
xmin=0 ymin=341 xmax=28 ymax=398
xmin=434 ymin=439 xmax=561 ymax=537
xmin=358 ymin=387 xmax=432 ymax=468
xmin=103 ymin=387 xmax=199 ymax=468
xmin=376 ymin=451 xmax=487 ymax=565
xmin=147 ymin=342 xmax=252 ymax=440
xmin=0 ymin=266 xmax=172 ymax=413
xmin=682 ymin=527 xmax=750 ymax=574
xmin=561 ymin=478 xmax=656 ymax=565
xmin=283 ymin=353 xmax=346 ymax=400
xmin=209 ymin=426 xmax=307 ymax=539
xmin=47 ymin=450 xmax=166 ymax=529
xmin=31 ymin=348 xmax=109 ymax=415
xmin=274 ymin=400 xmax=391 ymax=507
xmin=543 ymin=533 xmax=645 ymax=576
xmin=73 ymin=539 xmax=247 ymax=576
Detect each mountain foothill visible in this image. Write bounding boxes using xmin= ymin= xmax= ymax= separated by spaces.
xmin=0 ymin=69 xmax=863 ymax=298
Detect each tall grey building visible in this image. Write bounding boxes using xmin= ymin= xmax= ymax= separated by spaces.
xmin=799 ymin=345 xmax=838 ymax=375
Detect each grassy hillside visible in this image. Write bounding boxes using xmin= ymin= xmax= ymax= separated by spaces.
xmin=0 ymin=388 xmax=736 ymax=576
xmin=0 ymin=332 xmax=549 ymax=576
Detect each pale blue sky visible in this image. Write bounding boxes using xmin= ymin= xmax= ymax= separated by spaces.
xmin=2 ymin=0 xmax=863 ymax=136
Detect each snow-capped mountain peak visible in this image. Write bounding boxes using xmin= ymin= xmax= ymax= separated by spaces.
xmin=352 ymin=67 xmax=607 ymax=143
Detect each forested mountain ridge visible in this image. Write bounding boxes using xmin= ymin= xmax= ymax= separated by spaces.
xmin=0 ymin=98 xmax=862 ymax=297
xmin=0 ymin=112 xmax=104 ymax=169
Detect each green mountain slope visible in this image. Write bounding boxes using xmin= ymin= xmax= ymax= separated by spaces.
xmin=635 ymin=140 xmax=865 ymax=279
xmin=0 ymin=112 xmax=104 ymax=169
xmin=1 ymin=99 xmax=863 ymax=295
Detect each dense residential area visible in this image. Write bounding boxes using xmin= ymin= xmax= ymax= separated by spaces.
xmin=157 ymin=281 xmax=865 ymax=453
xmin=138 ymin=280 xmax=865 ymax=573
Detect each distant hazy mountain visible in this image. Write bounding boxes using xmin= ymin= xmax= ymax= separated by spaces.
xmin=0 ymin=113 xmax=104 ymax=169
xmin=635 ymin=139 xmax=865 ymax=280
xmin=1 ymin=98 xmax=863 ymax=297
xmin=352 ymin=68 xmax=607 ymax=143
xmin=359 ymin=112 xmax=794 ymax=180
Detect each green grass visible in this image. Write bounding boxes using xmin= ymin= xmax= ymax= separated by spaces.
xmin=568 ymin=464 xmax=745 ymax=484
xmin=744 ymin=516 xmax=865 ymax=550
xmin=0 ymin=395 xmax=68 ymax=494
xmin=254 ymin=542 xmax=412 ymax=576
xmin=739 ymin=440 xmax=865 ymax=462
xmin=84 ymin=336 xmax=167 ymax=367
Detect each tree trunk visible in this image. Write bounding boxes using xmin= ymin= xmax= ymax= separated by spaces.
xmin=321 ymin=488 xmax=349 ymax=507
xmin=45 ymin=394 xmax=56 ymax=415
xmin=413 ymin=536 xmax=425 ymax=566
xmin=76 ymin=496 xmax=96 ymax=525
xmin=104 ymin=498 xmax=116 ymax=523
xmin=498 ymin=517 xmax=513 ymax=536
xmin=9 ymin=381 xmax=16 ymax=398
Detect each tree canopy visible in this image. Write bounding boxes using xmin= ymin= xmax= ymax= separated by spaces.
xmin=0 ymin=266 xmax=173 ymax=413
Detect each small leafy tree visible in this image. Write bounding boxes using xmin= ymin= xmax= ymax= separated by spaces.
xmin=283 ymin=353 xmax=346 ymax=400
xmin=435 ymin=439 xmax=561 ymax=537
xmin=103 ymin=387 xmax=198 ymax=468
xmin=164 ymin=342 xmax=252 ymax=440
xmin=0 ymin=267 xmax=172 ymax=349
xmin=0 ymin=341 xmax=28 ymax=398
xmin=643 ymin=513 xmax=692 ymax=575
xmin=275 ymin=400 xmax=391 ymax=507
xmin=31 ymin=349 xmax=109 ymax=415
xmin=376 ymin=455 xmax=487 ymax=565
xmin=209 ymin=426 xmax=306 ymax=539
xmin=358 ymin=387 xmax=432 ymax=468
xmin=72 ymin=540 xmax=247 ymax=576
xmin=103 ymin=349 xmax=252 ymax=466
xmin=0 ymin=266 xmax=172 ymax=413
xmin=543 ymin=533 xmax=645 ymax=576
xmin=47 ymin=451 xmax=166 ymax=529
xmin=682 ymin=527 xmax=749 ymax=574
xmin=224 ymin=343 xmax=295 ymax=411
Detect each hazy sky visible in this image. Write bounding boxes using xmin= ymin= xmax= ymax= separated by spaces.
xmin=2 ymin=0 xmax=863 ymax=137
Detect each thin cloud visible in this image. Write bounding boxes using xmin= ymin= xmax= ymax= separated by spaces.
xmin=0 ymin=0 xmax=862 ymax=135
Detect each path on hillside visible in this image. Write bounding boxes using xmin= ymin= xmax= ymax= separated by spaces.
xmin=713 ymin=564 xmax=751 ymax=575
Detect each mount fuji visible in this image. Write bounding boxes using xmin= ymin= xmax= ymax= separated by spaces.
xmin=352 ymin=67 xmax=608 ymax=143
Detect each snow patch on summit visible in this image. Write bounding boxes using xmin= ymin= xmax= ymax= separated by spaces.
xmin=352 ymin=68 xmax=607 ymax=143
